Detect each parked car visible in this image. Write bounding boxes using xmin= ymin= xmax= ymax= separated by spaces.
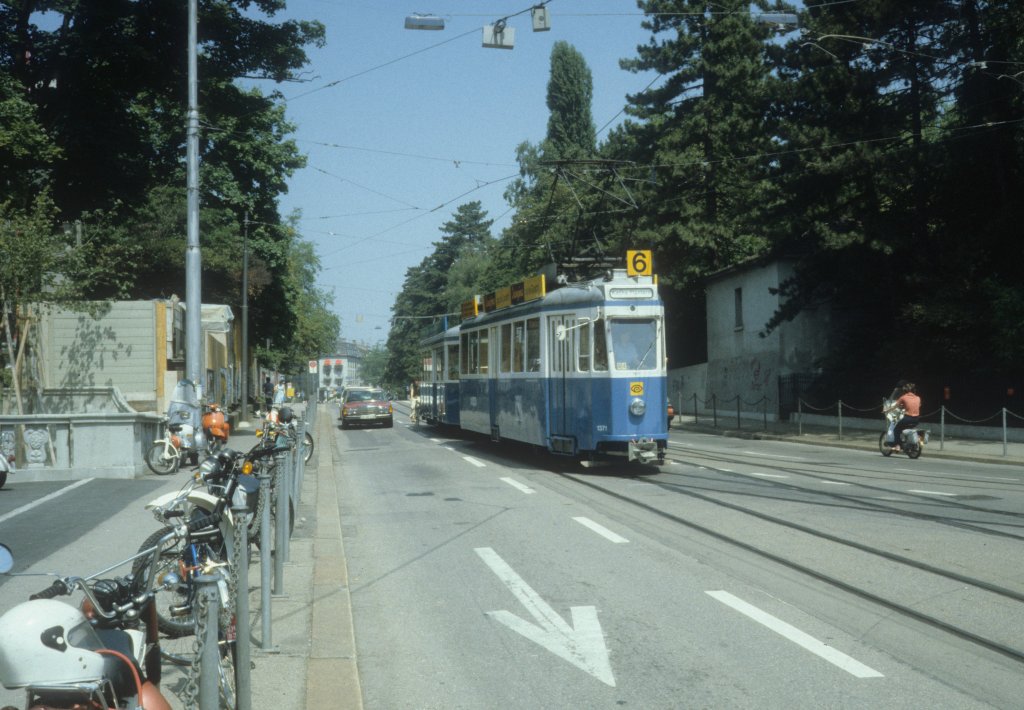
xmin=339 ymin=387 xmax=394 ymax=429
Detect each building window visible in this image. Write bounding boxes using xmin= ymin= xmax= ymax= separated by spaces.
xmin=734 ymin=287 xmax=744 ymax=330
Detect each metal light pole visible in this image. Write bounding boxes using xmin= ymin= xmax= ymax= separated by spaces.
xmin=239 ymin=212 xmax=251 ymax=426
xmin=185 ymin=0 xmax=204 ymax=399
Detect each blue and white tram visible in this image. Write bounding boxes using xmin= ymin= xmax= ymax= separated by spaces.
xmin=419 ymin=325 xmax=461 ymax=426
xmin=457 ymin=269 xmax=668 ymax=463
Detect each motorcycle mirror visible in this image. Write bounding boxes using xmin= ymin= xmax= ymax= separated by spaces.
xmin=0 ymin=544 xmax=13 ymax=574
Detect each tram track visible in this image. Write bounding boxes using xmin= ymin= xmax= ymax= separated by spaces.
xmin=663 ymin=440 xmax=1024 ymax=539
xmin=545 ymin=456 xmax=1024 ymax=668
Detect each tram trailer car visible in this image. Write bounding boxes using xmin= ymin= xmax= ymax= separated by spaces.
xmin=456 ymin=269 xmax=667 ymax=464
xmin=419 ymin=325 xmax=461 ymax=426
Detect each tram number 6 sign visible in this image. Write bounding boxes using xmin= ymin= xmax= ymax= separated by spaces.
xmin=626 ymin=250 xmax=652 ymax=277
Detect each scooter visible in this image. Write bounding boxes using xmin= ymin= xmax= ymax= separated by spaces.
xmin=0 ymin=450 xmax=13 ymax=489
xmin=202 ymin=402 xmax=232 ymax=453
xmin=879 ymin=399 xmax=929 ymax=459
xmin=0 ymin=523 xmax=211 ymax=709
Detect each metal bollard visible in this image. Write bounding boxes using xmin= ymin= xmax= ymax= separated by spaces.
xmin=281 ymin=445 xmax=293 ymax=563
xmin=232 ymin=506 xmax=252 ymax=710
xmin=195 ymin=574 xmax=222 ymax=709
xmin=273 ymin=450 xmax=286 ymax=595
xmin=257 ymin=462 xmax=277 ymax=650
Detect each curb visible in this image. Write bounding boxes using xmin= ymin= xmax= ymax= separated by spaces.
xmin=306 ymin=410 xmax=362 ymax=710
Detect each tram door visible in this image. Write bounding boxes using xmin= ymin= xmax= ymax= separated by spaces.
xmin=548 ymin=315 xmax=576 ymax=445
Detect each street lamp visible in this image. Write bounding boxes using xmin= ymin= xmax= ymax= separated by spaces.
xmin=755 ymin=13 xmax=799 ymax=32
xmin=405 ymin=13 xmax=444 ymax=30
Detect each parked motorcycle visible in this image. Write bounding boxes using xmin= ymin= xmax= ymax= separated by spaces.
xmin=256 ymin=405 xmax=314 ymax=464
xmin=879 ymin=399 xmax=929 ymax=459
xmin=202 ymin=402 xmax=232 ymax=452
xmin=0 ymin=521 xmax=213 ymax=710
xmin=140 ymin=446 xmax=267 ymax=665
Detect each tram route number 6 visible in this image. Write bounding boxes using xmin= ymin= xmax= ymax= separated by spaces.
xmin=627 ymin=250 xmax=652 ymax=277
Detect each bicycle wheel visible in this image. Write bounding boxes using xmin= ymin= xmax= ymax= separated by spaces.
xmin=302 ymin=431 xmax=314 ymax=463
xmin=219 ymin=616 xmax=238 ymax=709
xmin=134 ymin=526 xmax=197 ymax=664
xmin=146 ymin=442 xmax=179 ymax=475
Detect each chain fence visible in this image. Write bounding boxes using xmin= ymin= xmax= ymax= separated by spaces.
xmin=678 ymin=392 xmax=1024 ymax=457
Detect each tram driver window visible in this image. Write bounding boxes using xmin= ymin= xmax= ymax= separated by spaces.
xmin=526 ymin=318 xmax=540 ymax=371
xmin=593 ymin=318 xmax=608 ymax=371
xmin=611 ymin=319 xmax=658 ymax=370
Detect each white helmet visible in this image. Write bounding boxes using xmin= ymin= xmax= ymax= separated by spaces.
xmin=0 ymin=599 xmax=106 ymax=689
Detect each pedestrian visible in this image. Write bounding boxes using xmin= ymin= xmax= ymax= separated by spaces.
xmin=262 ymin=375 xmax=274 ymax=411
xmin=274 ymin=376 xmax=286 ymax=406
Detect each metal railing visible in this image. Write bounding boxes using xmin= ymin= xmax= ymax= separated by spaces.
xmin=190 ymin=402 xmax=317 ymax=709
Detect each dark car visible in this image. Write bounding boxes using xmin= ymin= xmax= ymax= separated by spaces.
xmin=339 ymin=387 xmax=394 ymax=429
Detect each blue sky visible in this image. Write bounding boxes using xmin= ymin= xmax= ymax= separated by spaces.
xmin=256 ymin=1 xmax=659 ymax=347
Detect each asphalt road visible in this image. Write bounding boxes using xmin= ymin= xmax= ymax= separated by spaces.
xmin=333 ymin=418 xmax=1024 ymax=709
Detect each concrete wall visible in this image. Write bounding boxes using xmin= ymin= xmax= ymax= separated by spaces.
xmin=704 ymin=260 xmax=830 ymax=416
xmin=0 ymin=387 xmax=164 ymax=480
xmin=39 ymin=302 xmax=159 ymax=411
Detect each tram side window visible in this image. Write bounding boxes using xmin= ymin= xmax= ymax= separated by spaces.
xmin=447 ymin=343 xmax=459 ymax=380
xmin=578 ymin=320 xmax=591 ymax=371
xmin=500 ymin=323 xmax=511 ymax=373
xmin=549 ymin=321 xmax=562 ymax=373
xmin=512 ymin=322 xmax=525 ymax=373
xmin=479 ymin=328 xmax=490 ymax=374
xmin=460 ymin=334 xmax=470 ymax=374
xmin=593 ymin=318 xmax=608 ymax=371
xmin=433 ymin=347 xmax=443 ymax=381
xmin=526 ymin=318 xmax=540 ymax=371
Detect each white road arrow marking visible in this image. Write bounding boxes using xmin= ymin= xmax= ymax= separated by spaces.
xmin=475 ymin=547 xmax=615 ymax=686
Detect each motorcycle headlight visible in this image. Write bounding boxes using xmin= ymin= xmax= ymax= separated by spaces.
xmin=198 ymin=456 xmax=220 ymax=481
xmin=629 ymin=397 xmax=646 ymax=416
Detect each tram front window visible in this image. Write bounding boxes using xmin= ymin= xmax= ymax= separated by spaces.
xmin=610 ymin=319 xmax=658 ymax=370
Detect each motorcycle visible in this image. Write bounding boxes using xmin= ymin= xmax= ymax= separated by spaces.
xmin=202 ymin=402 xmax=231 ymax=453
xmin=879 ymin=399 xmax=929 ymax=459
xmin=140 ymin=446 xmax=268 ymax=665
xmin=0 ymin=521 xmax=215 ymax=710
xmin=256 ymin=405 xmax=314 ymax=465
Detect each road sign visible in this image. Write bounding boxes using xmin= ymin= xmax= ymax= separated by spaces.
xmin=308 ymin=360 xmax=317 ymax=373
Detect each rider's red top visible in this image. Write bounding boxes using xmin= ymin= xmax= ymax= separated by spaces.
xmin=896 ymin=392 xmax=921 ymax=417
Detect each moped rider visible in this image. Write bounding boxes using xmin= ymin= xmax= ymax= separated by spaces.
xmin=885 ymin=381 xmax=921 ymax=452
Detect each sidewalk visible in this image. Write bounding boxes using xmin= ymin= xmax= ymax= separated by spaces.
xmin=672 ymin=415 xmax=1024 ymax=466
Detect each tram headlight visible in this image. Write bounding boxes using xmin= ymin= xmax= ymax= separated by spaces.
xmin=629 ymin=397 xmax=646 ymax=416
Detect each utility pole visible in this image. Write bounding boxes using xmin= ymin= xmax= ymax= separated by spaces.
xmin=185 ymin=0 xmax=203 ymax=399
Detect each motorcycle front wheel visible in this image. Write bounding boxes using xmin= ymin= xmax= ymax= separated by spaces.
xmin=878 ymin=433 xmax=894 ymax=457
xmin=302 ymin=431 xmax=314 ymax=463
xmin=146 ymin=443 xmax=179 ymax=475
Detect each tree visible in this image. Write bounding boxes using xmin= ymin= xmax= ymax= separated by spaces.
xmin=617 ymin=0 xmax=787 ymax=288
xmin=383 ymin=202 xmax=494 ymax=389
xmin=491 ymin=41 xmax=601 ymax=283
